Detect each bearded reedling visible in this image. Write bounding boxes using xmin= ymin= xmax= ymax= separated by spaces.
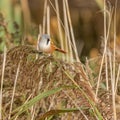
xmin=38 ymin=34 xmax=66 ymax=54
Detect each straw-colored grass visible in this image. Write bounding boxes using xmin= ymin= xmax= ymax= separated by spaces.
xmin=0 ymin=0 xmax=120 ymax=120
xmin=0 ymin=45 xmax=100 ymax=119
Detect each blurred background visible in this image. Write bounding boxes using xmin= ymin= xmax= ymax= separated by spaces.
xmin=0 ymin=0 xmax=120 ymax=60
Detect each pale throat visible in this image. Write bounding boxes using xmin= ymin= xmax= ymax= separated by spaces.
xmin=39 ymin=39 xmax=51 ymax=52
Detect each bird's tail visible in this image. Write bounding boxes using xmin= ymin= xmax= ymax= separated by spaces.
xmin=55 ymin=47 xmax=66 ymax=54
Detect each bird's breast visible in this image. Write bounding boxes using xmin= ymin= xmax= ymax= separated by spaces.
xmin=39 ymin=41 xmax=55 ymax=53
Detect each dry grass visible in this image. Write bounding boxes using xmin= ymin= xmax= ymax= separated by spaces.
xmin=0 ymin=0 xmax=120 ymax=120
xmin=0 ymin=45 xmax=119 ymax=119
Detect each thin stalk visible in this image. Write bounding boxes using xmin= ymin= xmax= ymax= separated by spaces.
xmin=115 ymin=64 xmax=120 ymax=94
xmin=36 ymin=25 xmax=42 ymax=59
xmin=65 ymin=0 xmax=80 ymax=62
xmin=63 ymin=0 xmax=73 ymax=62
xmin=47 ymin=5 xmax=50 ymax=35
xmin=31 ymin=106 xmax=36 ymax=120
xmin=30 ymin=92 xmax=36 ymax=120
xmin=108 ymin=53 xmax=113 ymax=88
xmin=48 ymin=0 xmax=65 ymax=32
xmin=0 ymin=47 xmax=7 ymax=120
xmin=49 ymin=0 xmax=79 ymax=62
xmin=55 ymin=0 xmax=64 ymax=60
xmin=95 ymin=0 xmax=113 ymax=98
xmin=105 ymin=55 xmax=109 ymax=90
xmin=43 ymin=0 xmax=47 ymax=34
xmin=96 ymin=0 xmax=107 ymax=98
xmin=112 ymin=0 xmax=118 ymax=119
xmin=47 ymin=5 xmax=52 ymax=73
xmin=105 ymin=6 xmax=113 ymax=91
xmin=20 ymin=0 xmax=31 ymax=33
xmin=8 ymin=61 xmax=21 ymax=119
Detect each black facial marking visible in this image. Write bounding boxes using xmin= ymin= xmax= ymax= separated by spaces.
xmin=46 ymin=38 xmax=50 ymax=45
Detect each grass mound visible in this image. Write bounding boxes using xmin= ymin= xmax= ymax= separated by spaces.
xmin=0 ymin=45 xmax=118 ymax=120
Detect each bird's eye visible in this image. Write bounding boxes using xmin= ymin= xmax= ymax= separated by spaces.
xmin=46 ymin=38 xmax=50 ymax=45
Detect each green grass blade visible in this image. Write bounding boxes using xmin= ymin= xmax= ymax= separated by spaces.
xmin=11 ymin=87 xmax=63 ymax=119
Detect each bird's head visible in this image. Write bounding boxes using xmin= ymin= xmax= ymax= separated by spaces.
xmin=39 ymin=34 xmax=51 ymax=45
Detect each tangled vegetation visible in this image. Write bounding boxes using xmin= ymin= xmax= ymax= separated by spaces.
xmin=0 ymin=45 xmax=119 ymax=119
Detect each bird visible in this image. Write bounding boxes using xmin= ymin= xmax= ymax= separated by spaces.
xmin=38 ymin=34 xmax=66 ymax=54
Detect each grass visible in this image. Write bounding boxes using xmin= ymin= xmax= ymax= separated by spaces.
xmin=0 ymin=47 xmax=6 ymax=119
xmin=0 ymin=46 xmax=101 ymax=119
xmin=11 ymin=87 xmax=63 ymax=120
xmin=0 ymin=0 xmax=120 ymax=120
